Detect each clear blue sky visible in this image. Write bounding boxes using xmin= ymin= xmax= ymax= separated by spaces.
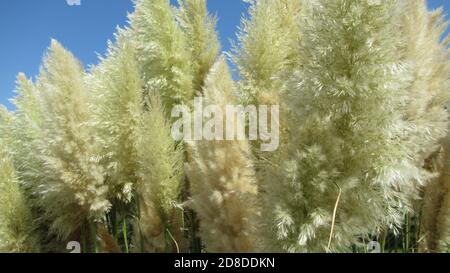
xmin=0 ymin=0 xmax=448 ymax=110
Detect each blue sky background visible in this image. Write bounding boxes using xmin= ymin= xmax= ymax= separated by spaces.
xmin=0 ymin=0 xmax=448 ymax=109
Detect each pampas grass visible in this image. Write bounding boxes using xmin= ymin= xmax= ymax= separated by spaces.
xmin=186 ymin=58 xmax=259 ymax=252
xmin=0 ymin=114 xmax=40 ymax=253
xmin=0 ymin=0 xmax=449 ymax=253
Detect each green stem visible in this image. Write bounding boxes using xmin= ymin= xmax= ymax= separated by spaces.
xmin=82 ymin=230 xmax=87 ymax=254
xmin=380 ymin=229 xmax=387 ymax=253
xmin=122 ymin=219 xmax=129 ymax=253
xmin=403 ymin=213 xmax=410 ymax=253
xmin=91 ymin=222 xmax=99 ymax=253
xmin=166 ymin=228 xmax=180 ymax=253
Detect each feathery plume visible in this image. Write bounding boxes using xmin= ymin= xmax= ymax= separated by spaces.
xmin=32 ymin=40 xmax=110 ymax=240
xmin=399 ymin=0 xmax=450 ymax=253
xmin=233 ymin=0 xmax=302 ymax=105
xmin=186 ymin=58 xmax=259 ymax=252
xmin=400 ymin=0 xmax=450 ymax=167
xmin=91 ymin=29 xmax=184 ymax=252
xmin=90 ymin=29 xmax=143 ymax=203
xmin=177 ymin=0 xmax=220 ymax=93
xmin=259 ymin=0 xmax=423 ymax=252
xmin=0 ymin=131 xmax=40 ymax=253
xmin=130 ymin=0 xmax=194 ymax=107
xmin=133 ymin=93 xmax=184 ymax=252
xmin=9 ymin=73 xmax=46 ymax=182
xmin=421 ymin=135 xmax=450 ymax=252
